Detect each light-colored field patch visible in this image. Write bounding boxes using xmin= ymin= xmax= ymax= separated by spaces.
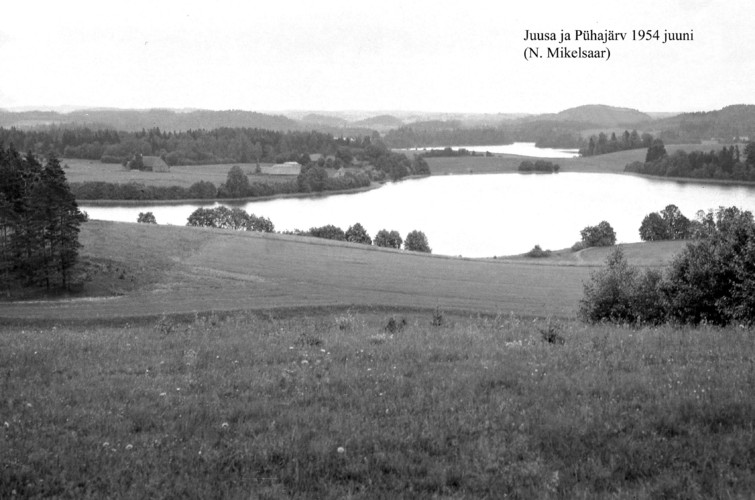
xmin=62 ymin=159 xmax=293 ymax=188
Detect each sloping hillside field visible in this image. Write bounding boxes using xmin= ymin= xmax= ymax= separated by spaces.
xmin=0 ymin=221 xmax=685 ymax=323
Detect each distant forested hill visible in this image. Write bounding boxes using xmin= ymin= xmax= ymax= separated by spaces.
xmin=0 ymin=109 xmax=300 ymax=132
xmin=644 ymin=105 xmax=755 ymax=142
xmin=539 ymin=104 xmax=652 ymax=127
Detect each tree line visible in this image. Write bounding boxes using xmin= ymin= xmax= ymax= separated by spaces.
xmin=290 ymin=224 xmax=432 ymax=253
xmin=184 ymin=211 xmax=433 ymax=253
xmin=0 ymin=125 xmax=398 ymax=169
xmin=578 ymin=130 xmax=655 ymax=156
xmin=0 ymin=146 xmax=85 ymax=294
xmin=518 ymin=160 xmax=560 ymax=173
xmin=625 ymin=141 xmax=755 ymax=182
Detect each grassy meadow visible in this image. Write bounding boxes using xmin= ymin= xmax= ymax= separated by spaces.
xmin=2 ymin=311 xmax=754 ymax=498
xmin=0 ymin=221 xmax=687 ymax=323
xmin=2 ymin=143 xmax=752 ymax=497
xmin=61 ymin=159 xmax=295 ymax=188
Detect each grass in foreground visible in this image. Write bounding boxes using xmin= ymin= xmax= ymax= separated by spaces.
xmin=2 ymin=311 xmax=754 ymax=498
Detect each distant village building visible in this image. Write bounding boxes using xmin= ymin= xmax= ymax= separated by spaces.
xmin=142 ymin=156 xmax=170 ymax=172
xmin=263 ymin=161 xmax=301 ymax=175
xmin=126 ymin=154 xmax=170 ymax=172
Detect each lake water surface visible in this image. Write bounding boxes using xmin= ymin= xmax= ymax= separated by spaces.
xmin=82 ymin=173 xmax=755 ymax=257
xmin=436 ymin=142 xmax=580 ymax=158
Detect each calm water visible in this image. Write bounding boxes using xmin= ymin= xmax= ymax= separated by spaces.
xmin=82 ymin=173 xmax=755 ymax=257
xmin=413 ymin=142 xmax=580 ymax=158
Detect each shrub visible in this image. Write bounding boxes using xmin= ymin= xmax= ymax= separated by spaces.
xmin=526 ymin=245 xmax=551 ymax=258
xmin=578 ymin=247 xmax=665 ymax=324
xmin=137 ymin=212 xmax=157 ymax=224
xmin=309 ymin=225 xmax=346 ymax=241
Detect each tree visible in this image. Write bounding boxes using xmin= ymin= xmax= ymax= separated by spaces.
xmin=645 ymin=139 xmax=667 ymax=162
xmin=246 ymin=214 xmax=274 ymax=233
xmin=187 ymin=208 xmax=218 ymax=228
xmin=345 ymin=223 xmax=372 ymax=245
xmin=664 ymin=206 xmax=755 ymax=325
xmin=137 ymin=212 xmax=157 ymax=224
xmin=224 ymin=165 xmax=250 ymax=198
xmin=374 ymin=229 xmax=403 ymax=249
xmin=744 ymin=141 xmax=755 ymax=168
xmin=404 ymin=230 xmax=431 ymax=253
xmin=0 ymin=150 xmax=84 ymax=291
xmin=639 ymin=212 xmax=669 ymax=241
xmin=660 ymin=204 xmax=690 ymax=239
xmin=297 ymin=165 xmax=328 ymax=192
xmin=580 ymin=221 xmax=616 ymax=247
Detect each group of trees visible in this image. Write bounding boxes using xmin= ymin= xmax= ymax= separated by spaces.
xmin=578 ymin=130 xmax=655 ymax=156
xmin=0 ymin=147 xmax=86 ymax=293
xmin=639 ymin=204 xmax=692 ymax=241
xmin=416 ymin=147 xmax=488 ymax=158
xmin=573 ymin=221 xmax=617 ymax=251
xmin=517 ymin=160 xmax=560 ymax=173
xmin=626 ymin=141 xmax=755 ymax=182
xmin=580 ymin=206 xmax=755 ymax=325
xmin=295 ymin=223 xmax=432 ymax=253
xmin=186 ymin=207 xmax=274 ymax=232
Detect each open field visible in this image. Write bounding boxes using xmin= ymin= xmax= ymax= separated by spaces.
xmin=2 ymin=311 xmax=754 ymax=497
xmin=61 ymin=159 xmax=296 ymax=188
xmin=0 ymin=221 xmax=686 ymax=323
xmin=425 ymin=143 xmax=724 ymax=177
xmin=501 ymin=240 xmax=688 ymax=268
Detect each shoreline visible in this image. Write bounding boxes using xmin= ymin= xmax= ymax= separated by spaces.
xmin=77 ymin=181 xmax=387 ymax=207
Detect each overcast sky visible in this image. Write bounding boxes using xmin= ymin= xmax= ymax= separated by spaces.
xmin=1 ymin=0 xmax=752 ymax=114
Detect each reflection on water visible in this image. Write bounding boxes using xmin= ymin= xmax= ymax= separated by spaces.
xmin=82 ymin=173 xmax=755 ymax=257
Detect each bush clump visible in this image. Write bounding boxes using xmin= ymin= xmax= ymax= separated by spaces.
xmin=526 ymin=245 xmax=551 ymax=258
xmin=580 ymin=206 xmax=755 ymax=326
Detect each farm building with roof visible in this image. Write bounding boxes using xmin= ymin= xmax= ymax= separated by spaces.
xmin=142 ymin=156 xmax=170 ymax=172
xmin=263 ymin=162 xmax=301 ymax=175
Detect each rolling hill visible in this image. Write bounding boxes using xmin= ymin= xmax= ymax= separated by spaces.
xmin=0 ymin=221 xmax=686 ymax=323
xmin=548 ymin=104 xmax=652 ymax=127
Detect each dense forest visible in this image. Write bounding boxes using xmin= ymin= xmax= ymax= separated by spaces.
xmin=0 ymin=126 xmax=345 ymax=166
xmin=625 ymin=142 xmax=755 ymax=182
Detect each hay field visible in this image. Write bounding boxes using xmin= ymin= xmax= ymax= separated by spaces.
xmin=0 ymin=221 xmax=686 ymax=323
xmin=2 ymin=311 xmax=754 ymax=497
xmin=61 ymin=159 xmax=295 ymax=188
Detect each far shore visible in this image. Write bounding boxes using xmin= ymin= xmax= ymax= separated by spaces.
xmin=78 ymin=181 xmax=385 ymax=207
xmin=74 ymin=143 xmax=755 ymax=204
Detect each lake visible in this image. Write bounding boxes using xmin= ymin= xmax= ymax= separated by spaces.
xmin=82 ymin=173 xmax=755 ymax=258
xmin=413 ymin=142 xmax=580 ymax=158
